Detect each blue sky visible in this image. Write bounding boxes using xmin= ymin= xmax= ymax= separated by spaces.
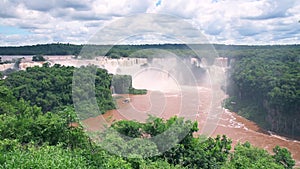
xmin=0 ymin=0 xmax=299 ymax=46
xmin=156 ymin=0 xmax=162 ymax=6
xmin=0 ymin=25 xmax=31 ymax=35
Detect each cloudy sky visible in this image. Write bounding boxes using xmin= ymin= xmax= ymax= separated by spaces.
xmin=0 ymin=0 xmax=299 ymax=46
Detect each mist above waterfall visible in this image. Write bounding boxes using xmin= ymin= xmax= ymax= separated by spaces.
xmin=132 ymin=68 xmax=180 ymax=93
xmin=107 ymin=49 xmax=208 ymax=93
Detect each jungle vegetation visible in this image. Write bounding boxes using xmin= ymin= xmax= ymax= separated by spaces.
xmin=224 ymin=45 xmax=300 ymax=137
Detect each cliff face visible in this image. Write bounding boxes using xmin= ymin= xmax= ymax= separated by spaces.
xmin=264 ymin=100 xmax=300 ymax=137
xmin=227 ymin=84 xmax=300 ymax=138
xmin=225 ymin=50 xmax=300 ymax=138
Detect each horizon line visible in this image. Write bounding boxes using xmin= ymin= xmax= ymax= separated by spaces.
xmin=1 ymin=42 xmax=300 ymax=48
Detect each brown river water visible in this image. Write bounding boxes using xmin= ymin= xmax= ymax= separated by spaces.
xmin=82 ymin=65 xmax=300 ymax=167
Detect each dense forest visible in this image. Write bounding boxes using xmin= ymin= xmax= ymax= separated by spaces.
xmin=224 ymin=46 xmax=300 ymax=138
xmin=0 ymin=43 xmax=82 ymax=56
xmin=2 ymin=64 xmax=115 ymax=116
xmin=1 ymin=43 xmax=299 ymax=57
xmin=0 ymin=63 xmax=296 ymax=168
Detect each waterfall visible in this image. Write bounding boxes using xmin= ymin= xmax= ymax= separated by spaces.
xmin=111 ymin=86 xmax=116 ymax=95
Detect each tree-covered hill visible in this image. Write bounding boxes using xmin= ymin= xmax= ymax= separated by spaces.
xmin=2 ymin=64 xmax=115 ymax=116
xmin=225 ymin=46 xmax=300 ymax=138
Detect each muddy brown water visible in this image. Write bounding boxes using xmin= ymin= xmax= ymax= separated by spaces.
xmin=82 ymin=67 xmax=300 ymax=167
xmin=83 ymin=89 xmax=300 ymax=167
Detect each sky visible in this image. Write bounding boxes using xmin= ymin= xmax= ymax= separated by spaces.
xmin=0 ymin=0 xmax=300 ymax=46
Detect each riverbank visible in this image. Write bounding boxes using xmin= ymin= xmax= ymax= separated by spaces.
xmin=81 ymin=61 xmax=300 ymax=167
xmin=82 ymin=89 xmax=300 ymax=167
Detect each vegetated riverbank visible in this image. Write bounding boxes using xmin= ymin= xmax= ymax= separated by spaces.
xmin=82 ymin=66 xmax=300 ymax=167
xmin=1 ymin=52 xmax=299 ymax=166
xmin=225 ymin=51 xmax=300 ymax=138
xmin=83 ymin=90 xmax=300 ymax=167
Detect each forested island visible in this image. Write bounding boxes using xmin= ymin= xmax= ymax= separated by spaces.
xmin=0 ymin=43 xmax=299 ymax=168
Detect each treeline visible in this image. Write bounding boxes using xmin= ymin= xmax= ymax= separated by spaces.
xmin=2 ymin=43 xmax=299 ymax=59
xmin=0 ymin=43 xmax=204 ymax=59
xmin=0 ymin=43 xmax=83 ymax=55
xmin=0 ymin=43 xmax=199 ymax=56
xmin=225 ymin=46 xmax=300 ymax=137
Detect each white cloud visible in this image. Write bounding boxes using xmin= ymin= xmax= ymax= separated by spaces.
xmin=0 ymin=0 xmax=299 ymax=45
xmin=87 ymin=14 xmax=209 ymax=45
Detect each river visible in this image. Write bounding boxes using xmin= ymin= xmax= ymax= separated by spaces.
xmin=82 ymin=63 xmax=300 ymax=167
